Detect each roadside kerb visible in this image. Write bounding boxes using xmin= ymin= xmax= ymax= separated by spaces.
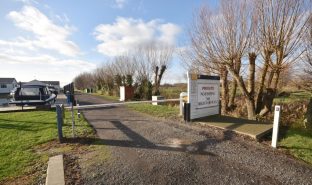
xmin=45 ymin=155 xmax=65 ymax=185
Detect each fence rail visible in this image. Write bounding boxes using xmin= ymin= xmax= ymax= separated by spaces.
xmin=64 ymin=98 xmax=180 ymax=110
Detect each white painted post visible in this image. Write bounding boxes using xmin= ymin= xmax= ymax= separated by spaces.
xmin=120 ymin=86 xmax=125 ymax=101
xmin=272 ymin=105 xmax=281 ymax=148
xmin=180 ymin=92 xmax=187 ymax=116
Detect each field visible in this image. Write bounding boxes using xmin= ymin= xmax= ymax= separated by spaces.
xmin=280 ymin=128 xmax=312 ymax=164
xmin=0 ymin=109 xmax=93 ymax=183
xmin=274 ymin=91 xmax=312 ymax=104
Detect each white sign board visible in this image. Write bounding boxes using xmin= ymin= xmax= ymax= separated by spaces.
xmin=187 ymin=72 xmax=220 ymax=120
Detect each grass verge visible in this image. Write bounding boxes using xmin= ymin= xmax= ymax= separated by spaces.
xmin=0 ymin=109 xmax=93 ymax=183
xmin=274 ymin=91 xmax=312 ymax=104
xmin=280 ymin=128 xmax=312 ymax=164
xmin=91 ymin=92 xmax=119 ymax=101
xmin=127 ymin=103 xmax=179 ymax=119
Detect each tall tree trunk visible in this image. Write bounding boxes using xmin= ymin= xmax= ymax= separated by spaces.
xmin=248 ymin=53 xmax=256 ymax=99
xmin=266 ymin=69 xmax=274 ymax=88
xmin=256 ymin=51 xmax=272 ymax=114
xmin=229 ymin=58 xmax=241 ymax=109
xmin=226 ymin=65 xmax=256 ymax=120
xmin=272 ymin=69 xmax=280 ymax=93
xmin=247 ymin=53 xmax=257 ymax=119
xmin=155 ymin=65 xmax=166 ymax=95
xmin=220 ymin=65 xmax=229 ymax=115
xmin=229 ymin=80 xmax=237 ymax=109
xmin=153 ymin=66 xmax=159 ymax=95
xmin=246 ymin=97 xmax=256 ymax=120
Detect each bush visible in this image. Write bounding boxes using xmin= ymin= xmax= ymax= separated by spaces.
xmin=305 ymin=98 xmax=312 ymax=129
xmin=134 ymin=79 xmax=152 ymax=100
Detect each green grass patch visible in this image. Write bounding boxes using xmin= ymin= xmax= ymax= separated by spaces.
xmin=280 ymin=128 xmax=312 ymax=164
xmin=159 ymin=86 xmax=186 ymax=99
xmin=0 ymin=109 xmax=93 ymax=181
xmin=274 ymin=91 xmax=312 ymax=104
xmin=127 ymin=103 xmax=179 ymax=119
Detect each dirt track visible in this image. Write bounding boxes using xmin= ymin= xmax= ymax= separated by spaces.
xmin=76 ymin=94 xmax=312 ymax=185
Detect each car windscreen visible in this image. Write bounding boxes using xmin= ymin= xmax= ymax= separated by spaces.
xmin=19 ymin=87 xmax=40 ymax=96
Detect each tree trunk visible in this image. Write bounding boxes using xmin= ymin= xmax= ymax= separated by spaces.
xmin=155 ymin=65 xmax=166 ymax=95
xmin=229 ymin=58 xmax=241 ymax=109
xmin=266 ymin=69 xmax=274 ymax=88
xmin=248 ymin=53 xmax=256 ymax=98
xmin=226 ymin=65 xmax=256 ymax=120
xmin=259 ymin=88 xmax=275 ymax=117
xmin=306 ymin=98 xmax=312 ymax=129
xmin=246 ymin=97 xmax=256 ymax=120
xmin=272 ymin=69 xmax=281 ymax=93
xmin=220 ymin=65 xmax=229 ymax=115
xmin=256 ymin=51 xmax=271 ymax=114
xmin=229 ymin=80 xmax=237 ymax=109
xmin=153 ymin=66 xmax=159 ymax=95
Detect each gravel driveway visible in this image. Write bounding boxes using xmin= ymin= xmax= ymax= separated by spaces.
xmin=76 ymin=94 xmax=312 ymax=185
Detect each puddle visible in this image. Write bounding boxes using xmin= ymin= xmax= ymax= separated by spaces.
xmin=161 ymin=138 xmax=197 ymax=150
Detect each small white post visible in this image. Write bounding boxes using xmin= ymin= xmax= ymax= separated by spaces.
xmin=77 ymin=103 xmax=80 ymax=118
xmin=271 ymin=105 xmax=281 ymax=148
xmin=179 ymin=92 xmax=187 ymax=116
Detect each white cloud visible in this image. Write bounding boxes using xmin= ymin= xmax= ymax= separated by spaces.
xmin=0 ymin=52 xmax=96 ymax=85
xmin=7 ymin=5 xmax=80 ymax=57
xmin=0 ymin=5 xmax=95 ymax=85
xmin=115 ymin=0 xmax=127 ymax=9
xmin=94 ymin=17 xmax=181 ymax=56
xmin=13 ymin=0 xmax=39 ymax=4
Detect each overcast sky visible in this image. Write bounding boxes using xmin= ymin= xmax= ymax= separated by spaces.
xmin=0 ymin=0 xmax=218 ymax=86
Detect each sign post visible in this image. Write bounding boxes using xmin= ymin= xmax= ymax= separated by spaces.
xmin=271 ymin=105 xmax=281 ymax=148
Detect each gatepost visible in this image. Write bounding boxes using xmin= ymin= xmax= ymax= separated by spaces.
xmin=179 ymin=92 xmax=187 ymax=116
xmin=56 ymin=104 xmax=64 ymax=143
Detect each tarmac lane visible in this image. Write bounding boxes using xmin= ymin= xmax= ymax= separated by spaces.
xmin=76 ymin=93 xmax=312 ymax=185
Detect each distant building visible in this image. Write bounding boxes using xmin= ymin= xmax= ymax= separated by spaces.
xmin=0 ymin=78 xmax=17 ymax=93
xmin=0 ymin=78 xmax=17 ymax=105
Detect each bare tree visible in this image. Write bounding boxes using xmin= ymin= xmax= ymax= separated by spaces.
xmin=255 ymin=0 xmax=311 ymax=116
xmin=185 ymin=0 xmax=311 ymax=119
xmin=184 ymin=0 xmax=257 ymax=118
xmin=299 ymin=15 xmax=312 ymax=90
xmin=132 ymin=41 xmax=174 ymax=95
xmin=183 ymin=5 xmax=230 ymax=114
xmin=74 ymin=72 xmax=96 ymax=90
xmin=112 ymin=54 xmax=136 ymax=78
